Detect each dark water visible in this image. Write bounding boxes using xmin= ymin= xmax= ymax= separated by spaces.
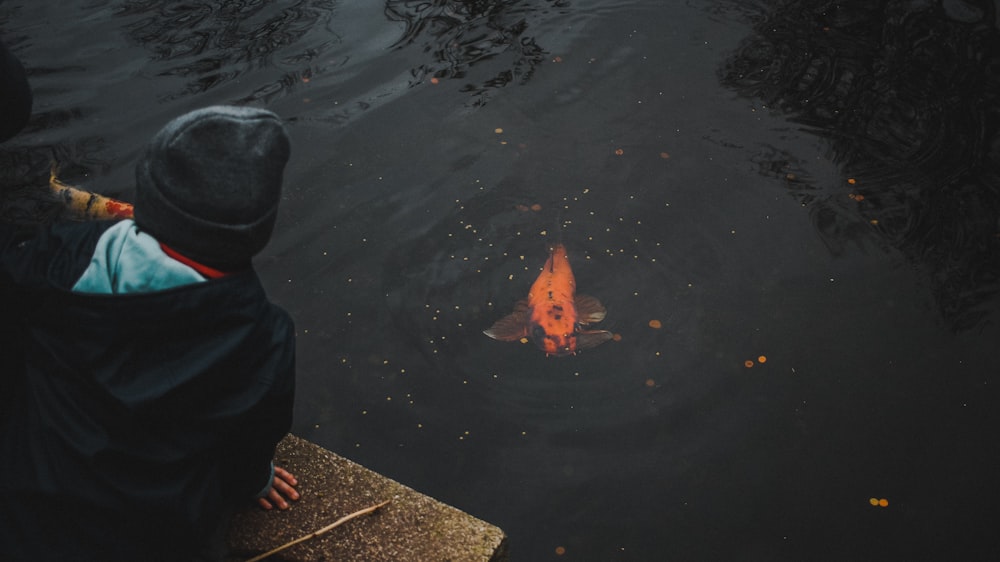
xmin=3 ymin=0 xmax=1000 ymax=559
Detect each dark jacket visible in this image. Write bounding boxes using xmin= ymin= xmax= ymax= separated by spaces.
xmin=0 ymin=220 xmax=295 ymax=560
xmin=1 ymin=37 xmax=33 ymax=143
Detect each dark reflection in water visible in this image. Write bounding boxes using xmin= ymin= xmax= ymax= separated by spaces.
xmin=385 ymin=0 xmax=566 ymax=105
xmin=116 ymin=0 xmax=338 ymax=103
xmin=720 ymin=0 xmax=1000 ymax=331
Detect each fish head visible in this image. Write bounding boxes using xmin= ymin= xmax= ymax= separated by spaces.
xmin=529 ymin=302 xmax=580 ymax=356
xmin=530 ymin=324 xmax=578 ymax=356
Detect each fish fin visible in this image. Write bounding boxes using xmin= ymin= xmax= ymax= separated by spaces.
xmin=484 ymin=300 xmax=530 ymax=341
xmin=574 ymin=294 xmax=607 ymax=324
xmin=576 ymin=330 xmax=614 ymax=350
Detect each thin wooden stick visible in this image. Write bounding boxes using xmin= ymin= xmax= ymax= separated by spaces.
xmin=245 ymin=499 xmax=391 ymax=562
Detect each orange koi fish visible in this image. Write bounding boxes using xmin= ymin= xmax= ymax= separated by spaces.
xmin=49 ymin=163 xmax=134 ymax=221
xmin=485 ymin=244 xmax=613 ymax=356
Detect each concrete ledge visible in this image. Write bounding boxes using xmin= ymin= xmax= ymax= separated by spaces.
xmin=226 ymin=434 xmax=508 ymax=561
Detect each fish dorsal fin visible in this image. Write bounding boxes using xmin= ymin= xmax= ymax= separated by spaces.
xmin=483 ymin=299 xmax=530 ymax=341
xmin=576 ymin=330 xmax=614 ymax=350
xmin=574 ymin=294 xmax=607 ymax=324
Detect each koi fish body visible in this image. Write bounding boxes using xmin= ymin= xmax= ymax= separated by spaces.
xmin=485 ymin=244 xmax=613 ymax=356
xmin=49 ymin=163 xmax=134 ymax=221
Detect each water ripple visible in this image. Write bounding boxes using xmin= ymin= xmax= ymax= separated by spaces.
xmin=384 ymin=0 xmax=571 ymax=105
xmin=721 ymin=0 xmax=1000 ymax=331
xmin=115 ymin=0 xmax=339 ymax=102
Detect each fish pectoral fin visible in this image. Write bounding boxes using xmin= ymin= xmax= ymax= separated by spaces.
xmin=576 ymin=330 xmax=614 ymax=350
xmin=484 ymin=301 xmax=530 ymax=341
xmin=574 ymin=294 xmax=607 ymax=324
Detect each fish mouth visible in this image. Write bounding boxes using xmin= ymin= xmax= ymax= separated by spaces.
xmin=532 ymin=329 xmax=577 ymax=356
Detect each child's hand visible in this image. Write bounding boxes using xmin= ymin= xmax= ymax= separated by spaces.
xmin=257 ymin=466 xmax=300 ymax=510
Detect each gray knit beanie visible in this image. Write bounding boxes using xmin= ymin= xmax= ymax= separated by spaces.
xmin=134 ymin=105 xmax=290 ymax=270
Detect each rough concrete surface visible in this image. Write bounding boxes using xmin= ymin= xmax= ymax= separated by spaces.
xmin=226 ymin=434 xmax=508 ymax=562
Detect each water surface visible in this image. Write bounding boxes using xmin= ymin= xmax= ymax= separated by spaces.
xmin=2 ymin=0 xmax=999 ymax=559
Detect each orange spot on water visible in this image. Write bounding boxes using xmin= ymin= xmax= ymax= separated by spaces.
xmin=612 ymin=333 xmax=622 ymax=342
xmin=757 ymin=355 xmax=767 ymax=364
xmin=869 ymin=498 xmax=879 ymax=506
xmin=645 ymin=378 xmax=656 ymax=388
xmin=614 ymin=148 xmax=624 ymax=156
xmin=430 ymin=77 xmax=440 ymax=84
xmin=648 ymin=319 xmax=662 ymax=329
xmin=879 ymin=498 xmax=888 ymax=507
xmin=659 ymin=152 xmax=671 ymax=159
xmin=744 ymin=360 xmax=754 ymax=368
xmin=530 ymin=203 xmax=542 ymax=212
xmin=555 ymin=546 xmax=566 ymax=556
xmin=847 ymin=178 xmax=857 ymax=185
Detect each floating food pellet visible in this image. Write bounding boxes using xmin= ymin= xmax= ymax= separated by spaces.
xmin=555 ymin=546 xmax=566 ymax=556
xmin=530 ymin=203 xmax=542 ymax=211
xmin=869 ymin=497 xmax=879 ymax=506
xmin=430 ymin=77 xmax=440 ymax=85
xmin=519 ymin=337 xmax=529 ymax=344
xmin=847 ymin=178 xmax=857 ymax=184
xmin=879 ymin=498 xmax=888 ymax=507
xmin=757 ymin=355 xmax=767 ymax=364
xmin=744 ymin=360 xmax=754 ymax=368
xmin=648 ymin=319 xmax=662 ymax=329
xmin=614 ymin=148 xmax=625 ymax=156
xmin=612 ymin=333 xmax=622 ymax=342
xmin=552 ymin=56 xmax=563 ymax=63
xmin=659 ymin=152 xmax=671 ymax=159
xmin=645 ymin=378 xmax=656 ymax=388
xmin=494 ymin=127 xmax=504 ymax=134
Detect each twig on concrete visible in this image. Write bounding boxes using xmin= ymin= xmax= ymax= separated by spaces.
xmin=245 ymin=499 xmax=392 ymax=562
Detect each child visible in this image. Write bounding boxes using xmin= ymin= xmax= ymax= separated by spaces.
xmin=1 ymin=106 xmax=299 ymax=560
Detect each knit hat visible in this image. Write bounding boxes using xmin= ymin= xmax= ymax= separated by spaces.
xmin=134 ymin=105 xmax=290 ymax=270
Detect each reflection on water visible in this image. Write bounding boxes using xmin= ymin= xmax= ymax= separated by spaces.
xmin=120 ymin=0 xmax=564 ymax=107
xmin=385 ymin=0 xmax=566 ymax=105
xmin=117 ymin=0 xmax=339 ymax=103
xmin=721 ymin=0 xmax=1000 ymax=331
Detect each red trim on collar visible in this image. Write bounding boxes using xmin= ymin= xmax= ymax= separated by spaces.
xmin=158 ymin=243 xmax=232 ymax=279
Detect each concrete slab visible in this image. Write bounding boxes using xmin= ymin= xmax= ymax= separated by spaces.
xmin=226 ymin=434 xmax=508 ymax=562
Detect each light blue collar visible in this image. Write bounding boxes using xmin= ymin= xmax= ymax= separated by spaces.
xmin=72 ymin=220 xmax=206 ymax=294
